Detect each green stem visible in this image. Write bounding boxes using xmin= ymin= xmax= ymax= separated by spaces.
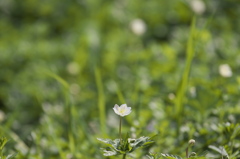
xmin=122 ymin=154 xmax=126 ymax=159
xmin=119 ymin=116 xmax=122 ymax=142
xmin=186 ymin=146 xmax=189 ymax=158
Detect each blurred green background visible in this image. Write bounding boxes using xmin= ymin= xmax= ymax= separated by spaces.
xmin=0 ymin=0 xmax=240 ymax=158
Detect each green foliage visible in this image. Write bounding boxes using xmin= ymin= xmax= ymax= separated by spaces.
xmin=161 ymin=153 xmax=207 ymax=159
xmin=207 ymin=123 xmax=240 ymax=159
xmin=146 ymin=152 xmax=159 ymax=159
xmin=97 ymin=135 xmax=154 ymax=156
xmin=208 ymin=145 xmax=229 ymax=159
xmin=147 ymin=139 xmax=208 ymax=159
xmin=161 ymin=153 xmax=183 ymax=159
xmin=0 ymin=0 xmax=240 ymax=158
xmin=0 ymin=137 xmax=17 ymax=159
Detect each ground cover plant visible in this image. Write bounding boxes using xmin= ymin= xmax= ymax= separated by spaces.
xmin=0 ymin=0 xmax=240 ymax=158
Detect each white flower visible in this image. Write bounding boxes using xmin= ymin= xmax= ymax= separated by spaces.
xmin=66 ymin=62 xmax=80 ymax=75
xmin=130 ymin=19 xmax=146 ymax=36
xmin=113 ymin=104 xmax=131 ymax=117
xmin=0 ymin=110 xmax=5 ymax=122
xmin=219 ymin=64 xmax=232 ymax=77
xmin=190 ymin=0 xmax=205 ymax=15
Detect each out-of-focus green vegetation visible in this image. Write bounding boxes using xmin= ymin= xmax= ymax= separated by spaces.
xmin=0 ymin=0 xmax=240 ymax=158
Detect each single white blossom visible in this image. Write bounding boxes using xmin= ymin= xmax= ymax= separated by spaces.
xmin=66 ymin=62 xmax=80 ymax=75
xmin=113 ymin=104 xmax=131 ymax=117
xmin=0 ymin=110 xmax=5 ymax=122
xmin=130 ymin=19 xmax=146 ymax=36
xmin=190 ymin=0 xmax=205 ymax=15
xmin=219 ymin=64 xmax=232 ymax=77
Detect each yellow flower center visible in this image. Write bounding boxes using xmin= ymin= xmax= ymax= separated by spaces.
xmin=119 ymin=109 xmax=126 ymax=114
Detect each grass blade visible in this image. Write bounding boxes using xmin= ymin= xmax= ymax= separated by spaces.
xmin=95 ymin=67 xmax=106 ymax=135
xmin=175 ymin=17 xmax=196 ymax=125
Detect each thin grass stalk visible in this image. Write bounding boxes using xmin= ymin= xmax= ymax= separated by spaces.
xmin=175 ymin=17 xmax=196 ymax=130
xmin=46 ymin=72 xmax=76 ymax=154
xmin=65 ymin=91 xmax=75 ymax=154
xmin=116 ymin=84 xmax=126 ymax=104
xmin=95 ymin=67 xmax=106 ymax=135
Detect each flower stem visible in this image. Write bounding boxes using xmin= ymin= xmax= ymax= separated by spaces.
xmin=186 ymin=146 xmax=189 ymax=158
xmin=119 ymin=116 xmax=122 ymax=142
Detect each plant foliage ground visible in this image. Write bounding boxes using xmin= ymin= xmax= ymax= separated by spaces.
xmin=0 ymin=0 xmax=240 ymax=158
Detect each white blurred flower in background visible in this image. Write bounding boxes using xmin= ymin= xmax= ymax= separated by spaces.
xmin=0 ymin=110 xmax=5 ymax=122
xmin=190 ymin=0 xmax=205 ymax=15
xmin=130 ymin=19 xmax=147 ymax=36
xmin=189 ymin=86 xmax=196 ymax=97
xmin=219 ymin=64 xmax=232 ymax=77
xmin=168 ymin=93 xmax=175 ymax=100
xmin=67 ymin=62 xmax=80 ymax=75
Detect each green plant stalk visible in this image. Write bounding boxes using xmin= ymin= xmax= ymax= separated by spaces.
xmin=119 ymin=117 xmax=126 ymax=159
xmin=45 ymin=72 xmax=76 ymax=156
xmin=0 ymin=127 xmax=29 ymax=154
xmin=186 ymin=146 xmax=189 ymax=158
xmin=175 ymin=17 xmax=196 ymax=129
xmin=45 ymin=118 xmax=66 ymax=159
xmin=95 ymin=67 xmax=106 ymax=135
xmin=44 ymin=71 xmax=75 ymax=153
xmin=116 ymin=83 xmax=126 ymax=104
xmin=119 ymin=116 xmax=122 ymax=143
xmin=65 ymin=91 xmax=75 ymax=154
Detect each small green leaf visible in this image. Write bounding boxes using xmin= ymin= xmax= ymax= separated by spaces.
xmin=0 ymin=137 xmax=8 ymax=150
xmin=230 ymin=124 xmax=240 ymax=140
xmin=198 ymin=150 xmax=208 ymax=157
xmin=97 ymin=138 xmax=115 ymax=145
xmin=147 ymin=152 xmax=159 ymax=159
xmin=128 ymin=136 xmax=154 ymax=152
xmin=97 ymin=138 xmax=121 ymax=149
xmin=208 ymin=145 xmax=229 ymax=157
xmin=161 ymin=153 xmax=182 ymax=159
xmin=189 ymin=157 xmax=207 ymax=159
xmin=6 ymin=153 xmax=18 ymax=159
xmin=103 ymin=150 xmax=117 ymax=156
xmin=146 ymin=155 xmax=155 ymax=159
xmin=189 ymin=152 xmax=197 ymax=157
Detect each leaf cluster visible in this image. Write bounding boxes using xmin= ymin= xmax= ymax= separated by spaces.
xmin=207 ymin=123 xmax=240 ymax=159
xmin=0 ymin=137 xmax=17 ymax=159
xmin=161 ymin=153 xmax=206 ymax=159
xmin=97 ymin=136 xmax=154 ymax=156
xmin=147 ymin=152 xmax=207 ymax=159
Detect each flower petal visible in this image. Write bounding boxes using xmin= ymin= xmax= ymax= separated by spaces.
xmin=114 ymin=104 xmax=119 ymax=110
xmin=125 ymin=108 xmax=131 ymax=116
xmin=120 ymin=104 xmax=127 ymax=109
xmin=113 ymin=104 xmax=119 ymax=114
